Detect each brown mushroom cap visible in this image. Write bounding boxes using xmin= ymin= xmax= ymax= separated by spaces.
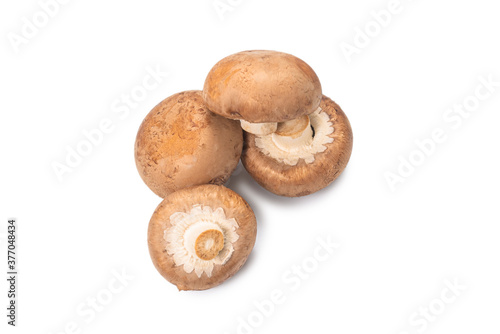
xmin=148 ymin=184 xmax=257 ymax=291
xmin=135 ymin=91 xmax=243 ymax=198
xmin=203 ymin=50 xmax=322 ymax=123
xmin=241 ymin=96 xmax=353 ymax=197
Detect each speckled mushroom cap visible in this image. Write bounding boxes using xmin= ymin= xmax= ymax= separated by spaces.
xmin=203 ymin=50 xmax=322 ymax=123
xmin=241 ymin=96 xmax=353 ymax=197
xmin=148 ymin=184 xmax=257 ymax=291
xmin=135 ymin=90 xmax=243 ymax=198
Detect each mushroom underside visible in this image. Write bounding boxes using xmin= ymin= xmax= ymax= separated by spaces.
xmin=148 ymin=184 xmax=257 ymax=291
xmin=242 ymin=96 xmax=353 ymax=197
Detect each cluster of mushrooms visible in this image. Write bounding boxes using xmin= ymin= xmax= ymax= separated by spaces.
xmin=135 ymin=50 xmax=353 ymax=291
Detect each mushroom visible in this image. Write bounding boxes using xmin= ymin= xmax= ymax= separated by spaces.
xmin=241 ymin=96 xmax=353 ymax=197
xmin=148 ymin=184 xmax=257 ymax=290
xmin=203 ymin=50 xmax=322 ymax=136
xmin=134 ymin=90 xmax=243 ymax=198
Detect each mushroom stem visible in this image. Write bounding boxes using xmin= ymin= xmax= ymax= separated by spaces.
xmin=195 ymin=229 xmax=224 ymax=261
xmin=183 ymin=222 xmax=224 ymax=261
xmin=271 ymin=115 xmax=314 ymax=152
xmin=240 ymin=120 xmax=278 ymax=135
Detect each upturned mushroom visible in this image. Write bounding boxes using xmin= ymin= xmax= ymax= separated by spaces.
xmin=203 ymin=50 xmax=322 ymax=136
xmin=242 ymin=96 xmax=353 ymax=197
xmin=148 ymin=184 xmax=257 ymax=290
xmin=135 ymin=90 xmax=243 ymax=198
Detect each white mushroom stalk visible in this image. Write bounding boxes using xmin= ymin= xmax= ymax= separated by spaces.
xmin=183 ymin=222 xmax=224 ymax=261
xmin=255 ymin=107 xmax=334 ymax=166
xmin=272 ymin=115 xmax=314 ymax=153
xmin=164 ymin=205 xmax=239 ymax=278
xmin=240 ymin=120 xmax=278 ymax=135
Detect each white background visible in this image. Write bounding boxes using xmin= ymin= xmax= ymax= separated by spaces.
xmin=1 ymin=0 xmax=500 ymax=333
